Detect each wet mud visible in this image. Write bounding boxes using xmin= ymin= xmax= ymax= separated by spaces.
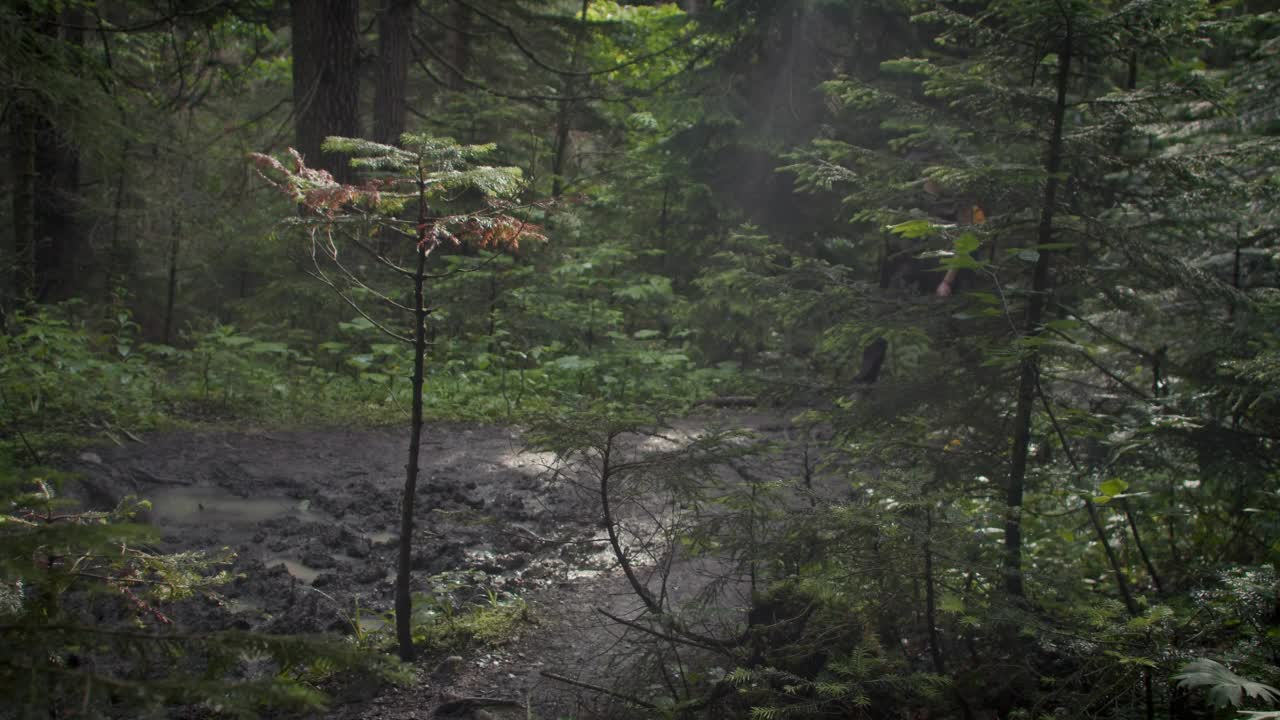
xmin=66 ymin=413 xmax=815 ymax=718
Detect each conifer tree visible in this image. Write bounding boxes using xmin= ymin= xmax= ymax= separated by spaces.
xmin=771 ymin=0 xmax=1280 ymax=715
xmin=253 ymin=133 xmax=544 ymax=660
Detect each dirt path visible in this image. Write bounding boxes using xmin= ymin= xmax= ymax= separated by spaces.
xmin=67 ymin=411 xmax=815 ymax=718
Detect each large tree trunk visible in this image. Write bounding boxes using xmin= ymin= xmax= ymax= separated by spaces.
xmin=374 ymin=0 xmax=414 ymax=144
xmin=35 ymin=8 xmax=85 ymax=302
xmin=33 ymin=113 xmax=83 ymax=302
xmin=7 ymin=7 xmax=85 ymax=306
xmin=551 ymin=0 xmax=590 ymax=197
xmin=443 ymin=1 xmax=471 ymax=92
xmin=1004 ymin=32 xmax=1073 ymax=600
xmin=292 ymin=0 xmax=360 ymax=183
xmin=10 ymin=100 xmax=38 ymax=308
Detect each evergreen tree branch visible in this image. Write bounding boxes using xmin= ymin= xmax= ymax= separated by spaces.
xmin=450 ymin=0 xmax=692 ymax=78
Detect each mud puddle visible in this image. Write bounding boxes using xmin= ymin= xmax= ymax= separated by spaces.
xmin=148 ymin=484 xmax=399 ymax=584
xmin=148 ymin=486 xmax=318 ymax=526
xmin=66 ymin=412 xmax=816 ymax=718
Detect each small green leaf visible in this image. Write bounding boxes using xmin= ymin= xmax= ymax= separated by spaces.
xmin=887 ymin=219 xmax=935 ymax=239
xmin=248 ymin=341 xmax=289 ymax=354
xmin=553 ymin=355 xmax=597 ymax=371
xmin=954 ymin=231 xmax=981 ymax=255
xmin=339 ymin=317 xmax=376 ymax=331
xmin=1099 ymin=478 xmax=1129 ymax=497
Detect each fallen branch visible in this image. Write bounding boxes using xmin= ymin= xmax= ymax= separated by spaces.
xmin=130 ymin=467 xmax=190 ymax=486
xmin=595 ymin=608 xmax=735 ymax=656
xmin=434 ymin=694 xmax=522 ymax=714
xmin=538 ymin=670 xmax=657 ymax=710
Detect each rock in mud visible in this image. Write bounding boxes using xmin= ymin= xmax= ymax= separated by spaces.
xmin=495 ymin=553 xmax=528 ymax=571
xmin=302 ymin=550 xmax=336 ymax=569
xmin=312 ymin=572 xmax=339 ymax=588
xmin=413 ymin=541 xmax=464 ymax=573
xmin=355 ymin=565 xmax=387 ymax=584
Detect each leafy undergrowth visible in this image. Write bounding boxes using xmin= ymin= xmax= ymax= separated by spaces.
xmin=0 ymin=301 xmax=751 ymax=455
xmin=326 ymin=572 xmax=532 ymax=657
xmin=411 ymin=594 xmax=531 ymax=655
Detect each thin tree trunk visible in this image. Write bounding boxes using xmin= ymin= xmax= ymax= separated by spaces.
xmin=1084 ymin=498 xmax=1140 ymax=616
xmin=396 ymin=178 xmax=431 ymax=662
xmin=599 ymin=434 xmax=660 ymax=615
xmin=658 ymin=181 xmax=671 ymax=274
xmin=924 ymin=506 xmax=945 ymax=674
xmin=1122 ymin=498 xmax=1164 ymax=593
xmin=163 ymin=148 xmax=188 ymax=345
xmin=486 ymin=269 xmax=498 ymax=352
xmin=1004 ymin=30 xmax=1073 ymax=599
xmin=163 ymin=229 xmax=180 ymax=345
xmin=106 ymin=142 xmax=131 ymax=301
xmin=374 ymin=0 xmax=413 ymax=144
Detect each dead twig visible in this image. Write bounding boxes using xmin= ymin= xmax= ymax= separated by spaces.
xmin=538 ymin=670 xmax=657 ymax=710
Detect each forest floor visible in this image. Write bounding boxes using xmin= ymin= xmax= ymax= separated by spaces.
xmin=67 ymin=409 xmax=814 ymax=719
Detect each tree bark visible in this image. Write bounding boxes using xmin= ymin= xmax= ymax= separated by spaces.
xmin=34 ymin=7 xmax=85 ymax=302
xmin=374 ymin=0 xmax=414 ymax=144
xmin=443 ymin=1 xmax=472 ymax=92
xmin=924 ymin=505 xmax=945 ymax=674
xmin=551 ymin=0 xmax=590 ymax=197
xmin=7 ymin=6 xmax=85 ymax=305
xmin=10 ymin=100 xmax=38 ymax=307
xmin=292 ymin=0 xmax=360 ymax=182
xmin=1084 ymin=498 xmax=1140 ymax=616
xmin=396 ymin=172 xmax=432 ymax=662
xmin=163 ymin=161 xmax=185 ymax=346
xmin=1004 ymin=30 xmax=1073 ymax=600
xmin=33 ymin=111 xmax=84 ymax=302
xmin=105 ymin=142 xmax=131 ymax=301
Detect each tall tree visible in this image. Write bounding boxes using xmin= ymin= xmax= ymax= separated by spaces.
xmin=374 ymin=0 xmax=414 ymax=144
xmin=551 ymin=0 xmax=591 ymax=198
xmin=291 ymin=0 xmax=360 ymax=182
xmin=6 ymin=6 xmax=87 ymax=307
xmin=442 ymin=1 xmax=471 ymax=92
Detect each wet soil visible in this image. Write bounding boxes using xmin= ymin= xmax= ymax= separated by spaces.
xmin=66 ymin=412 xmax=817 ymax=718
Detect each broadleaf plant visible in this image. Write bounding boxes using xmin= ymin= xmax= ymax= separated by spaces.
xmin=1175 ymin=658 xmax=1280 ymax=710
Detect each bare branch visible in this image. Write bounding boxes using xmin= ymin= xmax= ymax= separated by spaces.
xmin=538 ymin=669 xmax=658 ymax=709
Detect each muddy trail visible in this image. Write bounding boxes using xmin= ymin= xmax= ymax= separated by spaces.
xmin=68 ymin=411 xmax=816 ymax=719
